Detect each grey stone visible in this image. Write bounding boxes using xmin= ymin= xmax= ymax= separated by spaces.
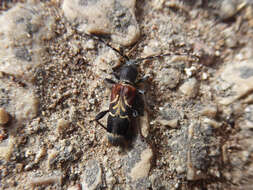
xmin=0 ymin=79 xmax=38 ymax=122
xmin=124 ymin=136 xmax=153 ymax=180
xmin=157 ymin=68 xmax=181 ymax=89
xmin=81 ymin=160 xmax=103 ymax=190
xmin=62 ymin=0 xmax=140 ymax=46
xmin=244 ymin=105 xmax=253 ymax=129
xmin=239 ymin=66 xmax=253 ymax=79
xmin=123 ymin=131 xmax=153 ymax=189
xmin=14 ymin=47 xmax=32 ymax=62
xmin=0 ymin=3 xmax=56 ymax=81
xmin=179 ymin=77 xmax=199 ymax=98
xmin=219 ymin=0 xmax=238 ymax=20
xmin=166 ymin=120 xmax=219 ymax=181
xmin=160 ymin=104 xmax=183 ymax=121
xmin=158 ymin=104 xmax=182 ymax=128
xmin=215 ymin=59 xmax=253 ymax=105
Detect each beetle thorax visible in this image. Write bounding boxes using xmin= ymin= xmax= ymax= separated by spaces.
xmin=119 ymin=64 xmax=138 ymax=84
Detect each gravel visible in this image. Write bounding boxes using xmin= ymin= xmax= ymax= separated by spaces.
xmin=1 ymin=0 xmax=253 ymax=189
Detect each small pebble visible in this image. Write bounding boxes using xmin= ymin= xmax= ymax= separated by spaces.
xmin=225 ymin=37 xmax=237 ymax=48
xmin=0 ymin=136 xmax=15 ymax=161
xmin=105 ymin=168 xmax=116 ymax=188
xmin=139 ymin=108 xmax=150 ymax=137
xmin=157 ymin=68 xmax=181 ymax=89
xmin=185 ymin=66 xmax=197 ymax=77
xmin=244 ymin=105 xmax=253 ymax=129
xmin=158 ymin=119 xmax=179 ymax=128
xmin=68 ymin=184 xmax=82 ymax=190
xmin=203 ymin=118 xmax=221 ymax=128
xmin=176 ymin=165 xmax=185 ymax=174
xmin=47 ymin=149 xmax=59 ymax=169
xmin=179 ymin=78 xmax=199 ymax=98
xmin=35 ymin=147 xmax=47 ymax=163
xmin=0 ymin=108 xmax=10 ymax=125
xmin=200 ymin=105 xmax=217 ymax=118
xmin=219 ymin=0 xmax=238 ymax=20
xmin=57 ymin=118 xmax=70 ymax=134
xmin=142 ymin=40 xmax=161 ymax=57
xmin=30 ymin=176 xmax=62 ymax=187
xmin=24 ymin=163 xmax=35 ymax=171
xmin=16 ymin=163 xmax=23 ymax=173
xmin=201 ymin=72 xmax=208 ymax=80
xmin=85 ymin=39 xmax=95 ymax=50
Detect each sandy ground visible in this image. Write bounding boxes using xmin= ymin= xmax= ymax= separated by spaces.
xmin=1 ymin=0 xmax=253 ymax=189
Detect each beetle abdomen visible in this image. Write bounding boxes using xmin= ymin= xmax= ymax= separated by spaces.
xmin=106 ymin=115 xmax=130 ymax=146
xmin=107 ymin=133 xmax=126 ymax=146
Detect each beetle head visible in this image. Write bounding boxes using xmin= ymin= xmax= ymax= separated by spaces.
xmin=119 ymin=60 xmax=138 ymax=84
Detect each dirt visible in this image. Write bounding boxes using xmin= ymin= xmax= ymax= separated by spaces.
xmin=0 ymin=0 xmax=253 ymax=189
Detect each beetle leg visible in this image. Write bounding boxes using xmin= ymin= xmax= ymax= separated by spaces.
xmin=136 ymin=76 xmax=148 ymax=95
xmin=104 ymin=78 xmax=116 ymax=85
xmin=132 ymin=109 xmax=139 ymax=117
xmin=96 ymin=121 xmax=108 ymax=131
xmin=136 ymin=75 xmax=149 ymax=84
xmin=93 ymin=110 xmax=109 ymax=130
xmin=137 ymin=89 xmax=145 ymax=95
xmin=112 ymin=72 xmax=120 ymax=80
xmin=95 ymin=110 xmax=109 ymax=120
xmin=132 ymin=93 xmax=145 ymax=117
xmin=104 ymin=78 xmax=117 ymax=89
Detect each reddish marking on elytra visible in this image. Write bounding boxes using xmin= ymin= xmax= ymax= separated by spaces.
xmin=110 ymin=83 xmax=136 ymax=106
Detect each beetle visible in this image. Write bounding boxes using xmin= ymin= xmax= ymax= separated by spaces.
xmin=92 ymin=51 xmax=180 ymax=146
xmin=93 ymin=59 xmax=144 ymax=146
xmin=90 ymin=35 xmax=197 ymax=146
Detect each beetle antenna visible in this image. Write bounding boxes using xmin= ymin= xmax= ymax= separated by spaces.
xmin=78 ymin=30 xmax=199 ymax=65
xmin=134 ymin=52 xmax=198 ymax=64
xmin=91 ymin=119 xmax=108 ymax=131
xmin=80 ymin=33 xmax=130 ymax=61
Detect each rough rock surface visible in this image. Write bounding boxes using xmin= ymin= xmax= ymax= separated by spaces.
xmin=0 ymin=3 xmax=56 ymax=81
xmin=1 ymin=0 xmax=253 ymax=190
xmin=157 ymin=68 xmax=181 ymax=89
xmin=81 ymin=160 xmax=103 ymax=190
xmin=179 ymin=77 xmax=199 ymax=98
xmin=215 ymin=59 xmax=253 ymax=105
xmin=62 ymin=0 xmax=140 ymax=46
xmin=124 ymin=134 xmax=153 ymax=190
